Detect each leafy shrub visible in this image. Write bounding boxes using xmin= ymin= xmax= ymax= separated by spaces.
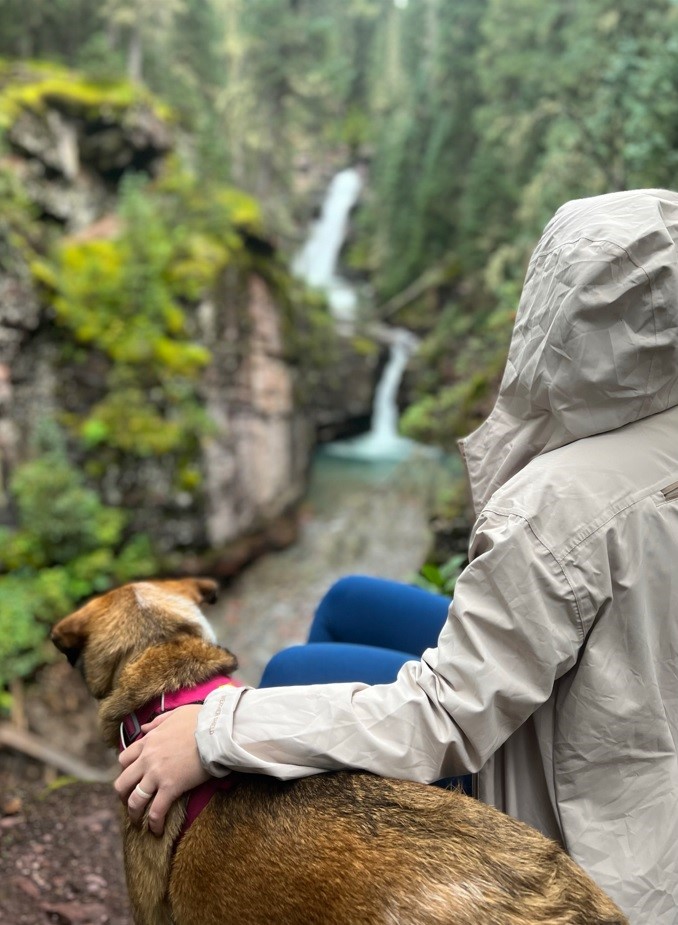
xmin=6 ymin=454 xmax=125 ymax=567
xmin=41 ymin=174 xmax=213 ymax=461
xmin=0 ymin=423 xmax=157 ymax=693
xmin=411 ymin=554 xmax=465 ymax=597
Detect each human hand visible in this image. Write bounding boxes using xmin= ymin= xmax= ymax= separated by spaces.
xmin=115 ymin=703 xmax=210 ymax=836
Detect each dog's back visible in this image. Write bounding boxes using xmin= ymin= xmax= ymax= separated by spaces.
xmin=168 ymin=772 xmax=625 ymax=925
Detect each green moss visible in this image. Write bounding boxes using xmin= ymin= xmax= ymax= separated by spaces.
xmin=25 ymin=160 xmax=283 ymax=518
xmin=150 ymin=161 xmax=267 ymax=305
xmin=0 ymin=58 xmax=172 ymax=131
xmin=177 ymin=464 xmax=203 ymax=492
xmin=168 ymin=231 xmax=233 ymax=301
xmin=78 ymin=389 xmax=201 ymax=457
xmin=155 ymin=158 xmax=263 ymax=234
xmin=212 ymin=186 xmax=262 ymax=231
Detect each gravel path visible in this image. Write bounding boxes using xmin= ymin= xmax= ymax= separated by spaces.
xmin=209 ymin=451 xmax=449 ymax=684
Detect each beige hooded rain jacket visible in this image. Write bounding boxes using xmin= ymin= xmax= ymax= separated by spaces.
xmin=197 ymin=189 xmax=678 ymax=922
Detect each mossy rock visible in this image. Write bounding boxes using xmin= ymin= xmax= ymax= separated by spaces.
xmin=0 ymin=59 xmax=173 ymax=185
xmin=0 ymin=59 xmax=171 ymax=129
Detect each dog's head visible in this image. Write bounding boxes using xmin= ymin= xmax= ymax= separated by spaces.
xmin=51 ymin=578 xmax=222 ymax=699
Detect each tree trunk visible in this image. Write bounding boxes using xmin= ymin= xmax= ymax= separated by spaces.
xmin=127 ymin=27 xmax=144 ymax=83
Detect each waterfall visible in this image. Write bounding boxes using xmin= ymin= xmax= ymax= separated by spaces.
xmin=294 ymin=167 xmax=421 ymax=462
xmin=370 ymin=330 xmax=418 ymax=444
xmin=324 ymin=327 xmax=420 ymax=462
xmin=292 ymin=167 xmax=363 ymax=324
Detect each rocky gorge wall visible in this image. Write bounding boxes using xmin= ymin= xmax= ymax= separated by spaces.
xmin=0 ymin=62 xmax=381 ymax=577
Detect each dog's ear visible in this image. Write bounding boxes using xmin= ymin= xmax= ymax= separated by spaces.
xmin=192 ymin=578 xmax=219 ymax=605
xmin=50 ymin=609 xmax=91 ymax=667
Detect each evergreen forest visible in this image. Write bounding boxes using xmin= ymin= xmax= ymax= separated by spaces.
xmin=2 ymin=0 xmax=678 ymax=696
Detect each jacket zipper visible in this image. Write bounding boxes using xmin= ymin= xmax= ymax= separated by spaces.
xmin=661 ymin=480 xmax=678 ymax=502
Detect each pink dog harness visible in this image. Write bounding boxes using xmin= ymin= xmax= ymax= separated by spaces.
xmin=119 ymin=674 xmax=243 ymax=836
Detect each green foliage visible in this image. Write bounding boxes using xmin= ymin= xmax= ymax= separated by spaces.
xmin=362 ymin=0 xmax=486 ymax=299
xmin=359 ymin=0 xmax=678 ymax=451
xmin=6 ymin=457 xmax=124 ymax=567
xmin=43 ymin=174 xmax=214 ymax=459
xmin=0 ymin=33 xmax=340 ymax=695
xmin=153 ymin=158 xmax=262 ymax=302
xmin=0 ymin=575 xmax=57 ymax=684
xmin=400 ymin=298 xmax=514 ymax=448
xmin=411 ymin=555 xmax=465 ymax=597
xmin=0 ymin=2 xmax=106 ymax=67
xmin=0 ymin=423 xmax=157 ymax=689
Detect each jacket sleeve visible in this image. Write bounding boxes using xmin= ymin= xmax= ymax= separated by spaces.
xmin=196 ymin=510 xmax=585 ymax=781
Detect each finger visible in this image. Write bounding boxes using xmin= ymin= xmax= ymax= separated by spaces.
xmin=146 ymin=786 xmax=177 ymax=837
xmin=128 ymin=780 xmax=156 ymax=826
xmin=114 ymin=763 xmax=144 ymax=804
xmin=140 ymin=712 xmax=172 ymax=733
xmin=118 ymin=738 xmax=143 ymax=769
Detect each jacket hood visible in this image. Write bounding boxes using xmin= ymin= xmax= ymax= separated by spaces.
xmin=459 ymin=189 xmax=678 ymax=514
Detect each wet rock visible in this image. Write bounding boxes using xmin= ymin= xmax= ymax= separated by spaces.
xmin=311 ymin=337 xmax=385 ymax=442
xmin=0 ymin=272 xmax=41 ymax=341
xmin=8 ymin=100 xmax=171 ymax=193
xmin=77 ymin=106 xmax=172 ymax=180
xmin=199 ymin=272 xmax=314 ymax=551
xmin=8 ymin=110 xmax=79 ymax=180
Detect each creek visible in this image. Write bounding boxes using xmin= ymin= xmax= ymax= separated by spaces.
xmin=210 ymin=168 xmax=453 ymax=684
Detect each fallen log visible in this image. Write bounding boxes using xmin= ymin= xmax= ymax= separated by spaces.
xmin=0 ymin=722 xmax=116 ymax=783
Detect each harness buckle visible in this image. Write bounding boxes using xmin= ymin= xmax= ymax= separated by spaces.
xmin=119 ymin=711 xmax=142 ymax=751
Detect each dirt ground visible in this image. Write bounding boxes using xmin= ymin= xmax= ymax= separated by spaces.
xmin=0 ymin=663 xmax=131 ymax=925
xmin=0 ymin=782 xmax=130 ymax=925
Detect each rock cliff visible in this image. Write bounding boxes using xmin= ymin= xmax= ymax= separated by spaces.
xmin=0 ymin=62 xmax=379 ymax=575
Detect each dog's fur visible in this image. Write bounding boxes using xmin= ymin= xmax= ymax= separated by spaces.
xmin=51 ymin=578 xmax=628 ymax=925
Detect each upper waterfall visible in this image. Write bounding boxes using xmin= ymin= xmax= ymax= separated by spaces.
xmin=292 ymin=167 xmax=363 ymax=324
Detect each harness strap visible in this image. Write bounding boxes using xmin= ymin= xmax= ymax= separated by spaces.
xmin=183 ymin=775 xmax=238 ymax=833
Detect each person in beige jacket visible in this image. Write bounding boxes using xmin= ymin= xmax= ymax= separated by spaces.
xmin=117 ymin=189 xmax=678 ymax=923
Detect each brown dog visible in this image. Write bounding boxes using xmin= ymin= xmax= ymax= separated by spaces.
xmin=51 ymin=578 xmax=628 ymax=925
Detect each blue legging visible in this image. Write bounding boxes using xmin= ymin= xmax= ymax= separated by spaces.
xmin=259 ymin=576 xmax=471 ymax=792
xmin=259 ymin=575 xmax=451 ymax=687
